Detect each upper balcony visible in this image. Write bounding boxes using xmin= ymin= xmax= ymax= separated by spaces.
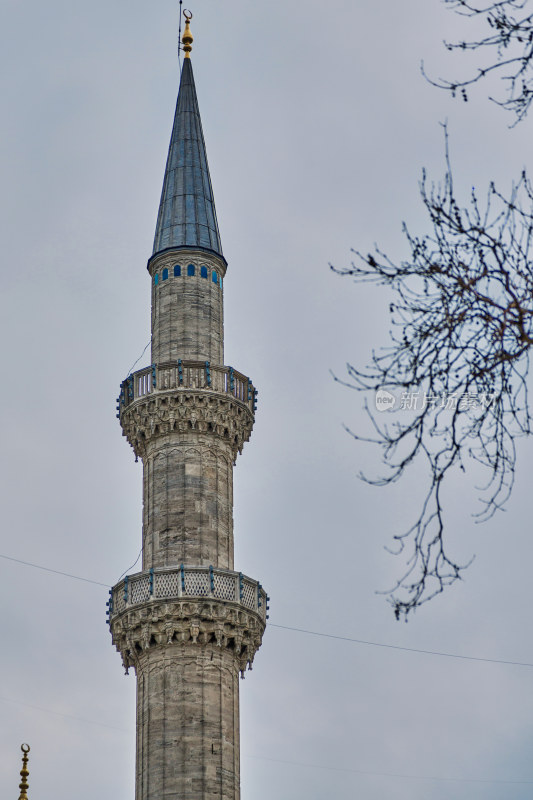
xmin=117 ymin=361 xmax=257 ymax=417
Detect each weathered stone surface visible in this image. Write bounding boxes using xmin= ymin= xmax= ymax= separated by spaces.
xmin=141 ymin=443 xmax=235 ymax=569
xmin=110 ymin=597 xmax=265 ymax=676
xmin=134 ymin=647 xmax=240 ymax=800
xmin=111 ymin=594 xmax=265 ymax=799
xmin=149 ymin=248 xmax=227 ymax=364
xmin=120 ymin=390 xmax=254 ymax=462
xmin=114 ymin=359 xmax=261 ymax=799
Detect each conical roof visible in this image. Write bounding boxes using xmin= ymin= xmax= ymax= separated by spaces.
xmin=152 ymin=58 xmax=223 ymax=257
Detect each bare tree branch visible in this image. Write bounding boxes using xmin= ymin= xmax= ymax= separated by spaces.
xmin=424 ymin=0 xmax=533 ymax=123
xmin=332 ymin=127 xmax=533 ymax=618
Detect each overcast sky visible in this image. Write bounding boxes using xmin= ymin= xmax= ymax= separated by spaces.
xmin=2 ymin=1 xmax=533 ymax=798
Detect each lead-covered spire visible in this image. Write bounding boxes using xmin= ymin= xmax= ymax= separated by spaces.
xmin=152 ymin=51 xmax=223 ymax=258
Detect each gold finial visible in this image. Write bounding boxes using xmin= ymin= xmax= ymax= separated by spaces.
xmin=18 ymin=744 xmax=30 ymax=800
xmin=182 ymin=10 xmax=193 ymax=58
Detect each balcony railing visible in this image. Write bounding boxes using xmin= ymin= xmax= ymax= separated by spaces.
xmin=118 ymin=361 xmax=257 ymax=416
xmin=108 ymin=566 xmax=268 ymax=623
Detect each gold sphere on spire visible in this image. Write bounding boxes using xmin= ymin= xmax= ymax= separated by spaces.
xmin=182 ymin=10 xmax=193 ymax=58
xmin=18 ymin=744 xmax=30 ymax=800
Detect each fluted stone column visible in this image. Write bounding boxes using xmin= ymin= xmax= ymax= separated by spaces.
xmin=141 ymin=439 xmax=235 ymax=571
xmin=135 ymin=647 xmax=240 ymax=800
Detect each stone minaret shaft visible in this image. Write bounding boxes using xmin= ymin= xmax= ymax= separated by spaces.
xmin=109 ymin=22 xmax=266 ymax=800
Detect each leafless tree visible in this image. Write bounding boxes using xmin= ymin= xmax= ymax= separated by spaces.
xmin=333 ymin=130 xmax=533 ymax=618
xmin=425 ymin=0 xmax=533 ymax=123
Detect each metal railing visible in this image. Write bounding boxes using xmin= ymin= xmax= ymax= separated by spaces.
xmin=108 ymin=566 xmax=268 ymax=622
xmin=117 ymin=361 xmax=257 ymax=416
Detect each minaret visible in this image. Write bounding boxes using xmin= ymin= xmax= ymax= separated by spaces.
xmin=108 ymin=14 xmax=267 ymax=800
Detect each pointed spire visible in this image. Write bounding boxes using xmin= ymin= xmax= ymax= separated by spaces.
xmin=152 ymin=17 xmax=223 ymax=259
xmin=18 ymin=744 xmax=30 ymax=800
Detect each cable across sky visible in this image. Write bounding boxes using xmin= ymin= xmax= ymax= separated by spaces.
xmin=1 ymin=551 xmax=532 ymax=669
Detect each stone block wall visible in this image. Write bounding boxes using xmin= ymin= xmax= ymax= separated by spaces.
xmin=148 ymin=248 xmax=227 ymax=364
xmin=142 ymin=437 xmax=234 ymax=570
xmin=135 ymin=645 xmax=240 ymax=800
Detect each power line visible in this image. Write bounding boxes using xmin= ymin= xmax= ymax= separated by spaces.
xmin=2 ymin=551 xmax=533 ymax=669
xmin=4 ymin=679 xmax=533 ymax=787
xmin=245 ymin=754 xmax=533 ymax=786
xmin=2 ymin=553 xmax=533 ymax=787
xmin=116 ymin=548 xmax=142 ymax=582
xmin=270 ymin=623 xmax=533 ymax=669
xmin=126 ymin=340 xmax=150 ymax=377
xmin=0 ymin=554 xmax=110 ymax=588
xmin=2 ymin=690 xmax=531 ymax=785
xmin=0 ymin=695 xmax=128 ymax=733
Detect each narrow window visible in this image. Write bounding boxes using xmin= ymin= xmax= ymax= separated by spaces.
xmin=154 ymin=274 xmax=159 ymax=286
xmin=162 ymin=268 xmax=169 ymax=281
xmin=200 ymin=265 xmax=208 ymax=279
xmin=187 ymin=263 xmax=195 ymax=276
xmin=219 ymin=275 xmax=223 ymax=289
xmin=212 ymin=270 xmax=218 ymax=284
xmin=174 ymin=264 xmax=181 ymax=277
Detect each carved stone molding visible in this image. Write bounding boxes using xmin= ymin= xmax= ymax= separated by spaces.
xmin=120 ymin=390 xmax=254 ymax=460
xmin=147 ymin=247 xmax=228 ymax=280
xmin=110 ymin=598 xmax=265 ymax=678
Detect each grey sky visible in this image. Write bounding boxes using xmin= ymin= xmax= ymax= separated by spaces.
xmin=1 ymin=1 xmax=533 ymax=798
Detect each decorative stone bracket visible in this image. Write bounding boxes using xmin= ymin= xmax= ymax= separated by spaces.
xmin=120 ymin=390 xmax=254 ymax=460
xmin=110 ymin=599 xmax=265 ymax=678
